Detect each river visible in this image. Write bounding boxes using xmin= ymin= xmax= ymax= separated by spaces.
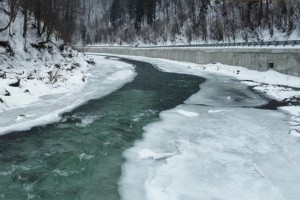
xmin=0 ymin=57 xmax=205 ymax=200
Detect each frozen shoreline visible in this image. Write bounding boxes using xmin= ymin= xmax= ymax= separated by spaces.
xmin=89 ymin=53 xmax=300 ymax=127
xmin=0 ymin=56 xmax=136 ymax=136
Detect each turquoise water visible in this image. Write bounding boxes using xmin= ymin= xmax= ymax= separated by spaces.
xmin=0 ymin=58 xmax=205 ymax=200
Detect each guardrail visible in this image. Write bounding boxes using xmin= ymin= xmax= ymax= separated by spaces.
xmin=85 ymin=40 xmax=300 ymax=48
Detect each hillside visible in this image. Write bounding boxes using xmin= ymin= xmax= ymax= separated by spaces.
xmin=0 ymin=5 xmax=93 ymax=113
xmin=78 ymin=0 xmax=300 ymax=45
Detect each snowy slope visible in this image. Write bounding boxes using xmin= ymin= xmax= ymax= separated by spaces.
xmin=0 ymin=11 xmax=91 ymax=111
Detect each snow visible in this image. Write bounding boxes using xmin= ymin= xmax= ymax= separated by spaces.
xmin=138 ymin=149 xmax=176 ymax=160
xmin=106 ymin=70 xmax=135 ymax=81
xmin=279 ymin=106 xmax=300 ymax=117
xmin=0 ymin=54 xmax=89 ymax=109
xmin=176 ymin=109 xmax=199 ymax=117
xmin=208 ymin=109 xmax=233 ymax=113
xmin=289 ymin=130 xmax=300 ymax=138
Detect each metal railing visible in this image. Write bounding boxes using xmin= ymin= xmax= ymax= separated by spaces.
xmin=85 ymin=40 xmax=300 ymax=49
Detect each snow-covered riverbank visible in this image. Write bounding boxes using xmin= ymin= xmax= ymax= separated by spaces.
xmin=0 ymin=55 xmax=136 ymax=135
xmin=0 ymin=11 xmax=132 ymax=135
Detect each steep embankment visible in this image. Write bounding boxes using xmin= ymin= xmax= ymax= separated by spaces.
xmin=0 ymin=10 xmax=95 ymax=111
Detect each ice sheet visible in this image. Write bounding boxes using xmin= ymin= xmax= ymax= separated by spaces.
xmin=186 ymin=76 xmax=267 ymax=107
xmin=120 ymin=104 xmax=300 ymax=200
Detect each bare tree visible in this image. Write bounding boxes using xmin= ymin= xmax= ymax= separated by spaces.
xmin=0 ymin=0 xmax=21 ymax=34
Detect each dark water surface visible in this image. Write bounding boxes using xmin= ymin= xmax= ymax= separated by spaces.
xmin=0 ymin=58 xmax=205 ymax=200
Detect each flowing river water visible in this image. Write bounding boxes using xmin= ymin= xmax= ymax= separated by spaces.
xmin=0 ymin=58 xmax=205 ymax=200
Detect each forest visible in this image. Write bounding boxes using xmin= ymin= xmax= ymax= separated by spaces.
xmin=0 ymin=0 xmax=80 ymax=44
xmin=1 ymin=0 xmax=300 ymax=45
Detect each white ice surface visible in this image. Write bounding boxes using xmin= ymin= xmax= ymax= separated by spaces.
xmin=176 ymin=110 xmax=199 ymax=117
xmin=185 ymin=76 xmax=268 ymax=107
xmin=120 ymin=104 xmax=300 ymax=200
xmin=0 ymin=56 xmax=136 ymax=135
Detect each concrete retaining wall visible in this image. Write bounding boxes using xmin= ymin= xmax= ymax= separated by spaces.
xmin=80 ymin=47 xmax=300 ymax=77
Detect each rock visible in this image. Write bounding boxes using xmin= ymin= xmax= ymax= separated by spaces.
xmin=59 ymin=44 xmax=65 ymax=52
xmin=67 ymin=65 xmax=77 ymax=71
xmin=54 ymin=64 xmax=61 ymax=69
xmin=9 ymin=79 xmax=21 ymax=87
xmin=0 ymin=72 xmax=6 ymax=79
xmin=27 ymin=75 xmax=35 ymax=80
xmin=4 ymin=89 xmax=10 ymax=96
xmin=86 ymin=59 xmax=95 ymax=65
xmin=0 ymin=40 xmax=14 ymax=56
xmin=73 ymin=63 xmax=80 ymax=67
